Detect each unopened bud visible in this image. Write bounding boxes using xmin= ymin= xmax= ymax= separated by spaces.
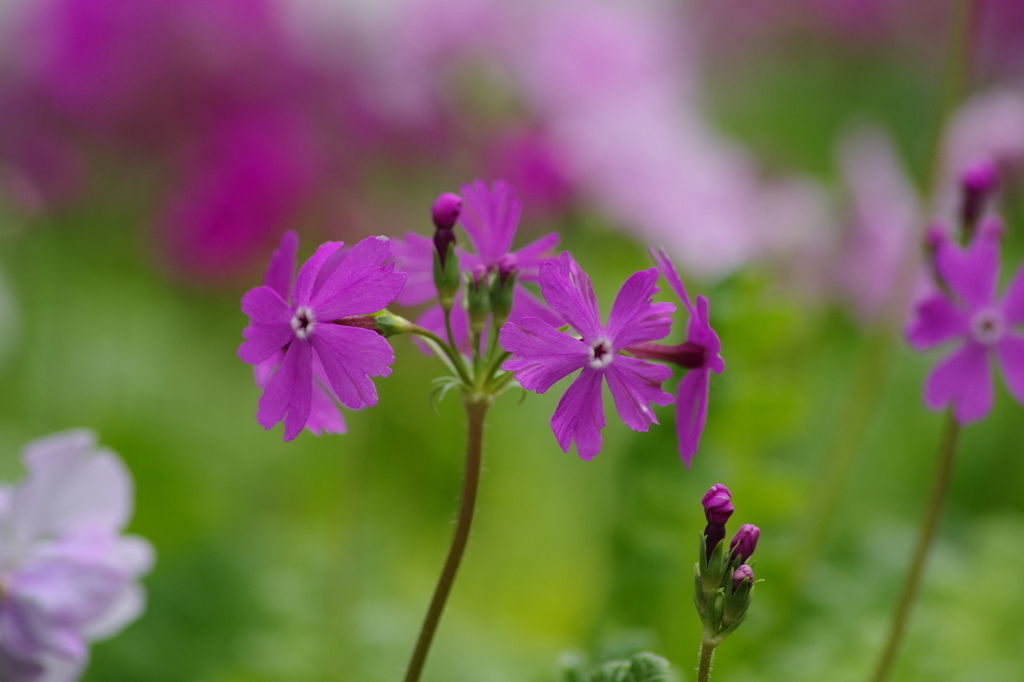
xmin=729 ymin=524 xmax=760 ymax=563
xmin=432 ymin=192 xmax=462 ymax=269
xmin=466 ymin=266 xmax=491 ymax=336
xmin=702 ymin=484 xmax=734 ymax=524
xmin=732 ymin=564 xmax=754 ymax=589
xmin=373 ymin=310 xmax=413 ymax=337
xmin=960 ymin=158 xmax=998 ymax=234
xmin=490 ymin=255 xmax=517 ymax=330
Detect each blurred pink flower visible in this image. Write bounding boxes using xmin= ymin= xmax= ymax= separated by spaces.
xmin=0 ymin=430 xmax=154 ymax=682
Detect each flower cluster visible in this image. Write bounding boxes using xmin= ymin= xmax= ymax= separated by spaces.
xmin=0 ymin=431 xmax=154 ymax=681
xmin=907 ymin=163 xmax=1024 ymax=424
xmin=694 ymin=484 xmax=759 ymax=646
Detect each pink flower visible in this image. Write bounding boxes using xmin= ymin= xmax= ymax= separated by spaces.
xmin=627 ymin=248 xmax=724 ymax=467
xmin=0 ymin=430 xmax=154 ymax=682
xmin=499 ymin=251 xmax=675 ymax=459
xmin=391 ymin=180 xmax=562 ymax=352
xmin=907 ymin=217 xmax=1024 ymax=424
xmin=238 ymin=231 xmax=406 ymax=440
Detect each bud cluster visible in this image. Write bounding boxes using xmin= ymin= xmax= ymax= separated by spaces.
xmin=694 ymin=484 xmax=760 ymax=646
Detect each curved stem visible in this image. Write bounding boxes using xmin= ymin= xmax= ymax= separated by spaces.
xmin=696 ymin=640 xmax=716 ymax=682
xmin=403 ymin=397 xmax=491 ymax=682
xmin=870 ymin=412 xmax=960 ymax=682
xmin=408 ymin=325 xmax=472 ymax=386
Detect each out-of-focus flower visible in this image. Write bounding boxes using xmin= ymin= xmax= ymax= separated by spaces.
xmin=0 ymin=430 xmax=154 ymax=682
xmin=500 ymin=251 xmax=675 ymax=459
xmin=238 ymin=231 xmax=406 ymax=441
xmin=729 ymin=523 xmax=760 ymax=563
xmin=482 ymin=128 xmax=573 ymax=215
xmin=626 ymin=248 xmax=724 ymax=467
xmin=907 ymin=216 xmax=1024 ymax=424
xmin=732 ymin=563 xmax=755 ymax=589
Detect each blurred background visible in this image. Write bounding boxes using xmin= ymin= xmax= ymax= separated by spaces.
xmin=1 ymin=0 xmax=1023 ymax=680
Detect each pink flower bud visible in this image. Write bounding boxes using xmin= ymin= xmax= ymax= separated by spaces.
xmin=701 ymin=483 xmax=734 ymax=525
xmin=732 ymin=564 xmax=754 ymax=589
xmin=431 ymin=192 xmax=463 ymax=230
xmin=729 ymin=524 xmax=760 ymax=563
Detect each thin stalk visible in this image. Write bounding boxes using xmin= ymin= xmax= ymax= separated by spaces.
xmin=403 ymin=397 xmax=491 ymax=682
xmin=408 ymin=325 xmax=472 ymax=386
xmin=696 ymin=640 xmax=716 ymax=682
xmin=869 ymin=412 xmax=960 ymax=682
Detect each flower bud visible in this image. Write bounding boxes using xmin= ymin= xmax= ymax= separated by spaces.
xmin=466 ymin=266 xmax=491 ymax=337
xmin=729 ymin=524 xmax=760 ymax=563
xmin=701 ymin=483 xmax=734 ymax=524
xmin=960 ymin=158 xmax=998 ymax=233
xmin=432 ymin=192 xmax=461 ymax=269
xmin=489 ymin=255 xmax=517 ymax=330
xmin=732 ymin=564 xmax=754 ymax=589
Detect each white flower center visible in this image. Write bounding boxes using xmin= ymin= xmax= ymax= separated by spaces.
xmin=291 ymin=307 xmax=315 ymax=340
xmin=589 ymin=338 xmax=614 ymax=369
xmin=970 ymin=306 xmax=1005 ymax=345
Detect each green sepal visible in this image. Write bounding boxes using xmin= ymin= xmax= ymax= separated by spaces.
xmin=432 ymin=245 xmax=460 ymax=311
xmin=373 ymin=309 xmax=412 ymax=337
xmin=466 ymin=271 xmax=491 ymax=336
xmin=489 ymin=270 xmax=516 ymax=330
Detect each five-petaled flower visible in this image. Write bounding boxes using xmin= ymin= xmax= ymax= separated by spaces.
xmin=238 ymin=231 xmax=406 ymax=440
xmin=907 ymin=215 xmax=1024 ymax=424
xmin=500 ymin=251 xmax=676 ymax=459
xmin=626 ymin=248 xmax=724 ymax=467
xmin=0 ymin=430 xmax=154 ymax=682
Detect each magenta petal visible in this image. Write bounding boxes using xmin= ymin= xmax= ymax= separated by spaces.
xmin=540 ymin=252 xmax=604 ymax=341
xmin=606 ymin=268 xmax=675 ymax=349
xmin=292 ymin=241 xmax=344 ymax=307
xmin=500 ymin=318 xmax=591 ymax=392
xmin=306 ymin=383 xmax=346 ymax=436
xmin=257 ymin=339 xmax=312 ymax=440
xmin=906 ymin=292 xmax=969 ymax=351
xmin=1001 ymin=262 xmax=1024 ymax=325
xmin=925 ymin=342 xmax=994 ymax=424
xmin=392 ymin=232 xmax=438 ymax=306
xmin=551 ymin=368 xmax=605 ymax=460
xmin=263 ymin=231 xmax=299 ymax=300
xmin=310 ymin=324 xmax=394 ymax=409
xmin=311 ymin=236 xmax=407 ymax=320
xmin=508 ymin=286 xmax=564 ymax=328
xmin=460 ymin=179 xmax=520 ymax=264
xmin=935 ymin=225 xmax=1001 ymax=309
xmin=604 ymin=355 xmax=673 ymax=432
xmin=995 ymin=333 xmax=1024 ymax=405
xmin=241 ymin=286 xmax=292 ymax=325
xmin=650 ymin=246 xmax=693 ymax=311
xmin=675 ymin=369 xmax=710 ymax=469
xmin=239 ymin=323 xmax=293 ymax=364
xmin=513 ymin=232 xmax=560 ymax=280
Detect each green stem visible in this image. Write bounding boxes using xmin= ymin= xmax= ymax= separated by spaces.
xmin=408 ymin=325 xmax=472 ymax=386
xmin=869 ymin=412 xmax=960 ymax=682
xmin=696 ymin=640 xmax=716 ymax=682
xmin=403 ymin=397 xmax=491 ymax=682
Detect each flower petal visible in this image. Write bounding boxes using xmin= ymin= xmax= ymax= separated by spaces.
xmin=650 ymin=246 xmax=693 ymax=311
xmin=512 ymin=232 xmax=560 ymax=280
xmin=239 ymin=322 xmax=293 ymax=365
xmin=500 ymin=318 xmax=591 ymax=392
xmin=292 ymin=241 xmax=343 ymax=307
xmin=241 ymin=285 xmax=292 ymax=326
xmin=925 ymin=341 xmax=994 ymax=424
xmin=604 ymin=355 xmax=673 ymax=433
xmin=508 ymin=285 xmax=564 ymax=328
xmin=310 ymin=236 xmax=407 ymax=320
xmin=459 ymin=179 xmax=520 ymax=264
xmin=606 ymin=267 xmax=675 ymax=349
xmin=310 ymin=324 xmax=394 ymax=409
xmin=262 ymin=230 xmax=299 ymax=300
xmin=675 ymin=368 xmax=711 ymax=468
xmin=935 ymin=218 xmax=1001 ymax=309
xmin=689 ymin=296 xmax=724 ymax=370
xmin=551 ymin=368 xmax=605 ymax=460
xmin=257 ymin=338 xmax=312 ymax=440
xmin=392 ymin=232 xmax=438 ymax=306
xmin=539 ymin=251 xmax=603 ymax=341
xmin=906 ymin=291 xmax=969 ymax=351
xmin=1001 ymin=262 xmax=1024 ymax=326
xmin=995 ymin=332 xmax=1024 ymax=405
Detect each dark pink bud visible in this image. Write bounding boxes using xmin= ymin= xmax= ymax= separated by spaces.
xmin=627 ymin=341 xmax=706 ymax=369
xmin=701 ymin=484 xmax=734 ymax=525
xmin=960 ymin=158 xmax=998 ymax=232
xmin=729 ymin=524 xmax=760 ymax=563
xmin=732 ymin=564 xmax=754 ymax=589
xmin=431 ymin=192 xmax=463 ymax=230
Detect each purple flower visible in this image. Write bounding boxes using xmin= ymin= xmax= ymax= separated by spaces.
xmin=500 ymin=251 xmax=675 ymax=459
xmin=626 ymin=248 xmax=724 ymax=468
xmin=907 ymin=216 xmax=1024 ymax=424
xmin=391 ymin=179 xmax=563 ymax=352
xmin=701 ymin=483 xmax=734 ymax=525
xmin=732 ymin=564 xmax=754 ymax=589
xmin=729 ymin=524 xmax=760 ymax=563
xmin=238 ymin=231 xmax=406 ymax=441
xmin=0 ymin=430 xmax=154 ymax=682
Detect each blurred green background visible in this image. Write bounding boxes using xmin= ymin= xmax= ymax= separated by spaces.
xmin=2 ymin=31 xmax=1024 ymax=682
